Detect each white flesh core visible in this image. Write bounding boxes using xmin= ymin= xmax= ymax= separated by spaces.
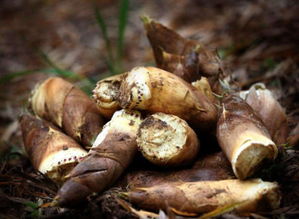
xmin=125 ymin=67 xmax=152 ymax=109
xmin=231 ymin=130 xmax=277 ymax=179
xmin=93 ymin=80 xmax=119 ymax=109
xmin=137 ymin=113 xmax=188 ymax=163
xmin=39 ymin=147 xmax=87 ymax=174
xmin=92 ymin=109 xmax=142 ymax=147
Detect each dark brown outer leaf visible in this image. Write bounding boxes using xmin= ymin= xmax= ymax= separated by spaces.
xmin=192 ymin=151 xmax=232 ymax=170
xmin=143 ymin=18 xmax=224 ymax=86
xmin=124 ymin=152 xmax=234 ymax=188
xmin=161 ymin=50 xmax=200 ymax=82
xmin=62 ymin=87 xmax=104 ymax=147
xmin=20 ymin=114 xmax=53 ymax=169
xmin=32 ymin=77 xmax=104 ymax=147
xmin=19 ymin=114 xmax=83 ymax=172
xmin=56 ymin=132 xmax=137 ymax=207
xmin=143 ymin=18 xmax=195 ymax=58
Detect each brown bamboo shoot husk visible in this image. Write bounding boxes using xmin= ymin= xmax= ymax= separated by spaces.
xmin=118 ymin=66 xmax=217 ymax=130
xmin=142 ymin=17 xmax=224 ymax=94
xmin=123 ymin=152 xmax=234 ymax=188
xmin=92 ymin=73 xmax=126 ymax=118
xmin=217 ymin=95 xmax=277 ymax=179
xmin=244 ymin=83 xmax=289 ymax=145
xmin=142 ymin=17 xmax=222 ymax=79
xmin=55 ymin=109 xmax=142 ymax=207
xmin=20 ymin=114 xmax=87 ymax=184
xmin=160 ymin=50 xmax=201 ymax=83
xmin=127 ymin=179 xmax=280 ymax=214
xmin=30 ymin=77 xmax=104 ymax=147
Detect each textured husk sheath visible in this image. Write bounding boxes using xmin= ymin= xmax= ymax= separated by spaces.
xmin=20 ymin=114 xmax=87 ymax=184
xmin=217 ymin=95 xmax=278 ymax=179
xmin=137 ymin=113 xmax=199 ymax=166
xmin=127 ymin=179 xmax=280 ymax=214
xmin=158 ymin=49 xmax=201 ymax=83
xmin=244 ymin=83 xmax=289 ymax=145
xmin=142 ymin=17 xmax=224 ymax=93
xmin=55 ymin=109 xmax=142 ymax=207
xmin=123 ymin=152 xmax=234 ymax=188
xmin=92 ymin=73 xmax=126 ymax=118
xmin=31 ymin=77 xmax=104 ymax=147
xmin=118 ymin=66 xmax=217 ymax=129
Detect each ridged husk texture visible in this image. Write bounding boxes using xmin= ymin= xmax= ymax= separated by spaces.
xmin=123 ymin=152 xmax=234 ymax=188
xmin=142 ymin=17 xmax=224 ymax=94
xmin=245 ymin=83 xmax=289 ymax=145
xmin=127 ymin=179 xmax=280 ymax=214
xmin=118 ymin=66 xmax=217 ymax=130
xmin=217 ymin=95 xmax=278 ymax=179
xmin=55 ymin=109 xmax=142 ymax=207
xmin=20 ymin=114 xmax=87 ymax=184
xmin=31 ymin=77 xmax=104 ymax=147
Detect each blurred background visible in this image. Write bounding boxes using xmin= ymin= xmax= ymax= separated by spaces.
xmin=0 ymin=0 xmax=298 ymax=217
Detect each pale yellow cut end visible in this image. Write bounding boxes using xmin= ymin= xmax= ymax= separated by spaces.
xmin=231 ymin=131 xmax=277 ymax=179
xmin=137 ymin=113 xmax=198 ymax=166
xmin=93 ymin=79 xmax=120 ymax=109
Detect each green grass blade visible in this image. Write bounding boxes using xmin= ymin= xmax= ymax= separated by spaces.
xmin=0 ymin=69 xmax=40 ymax=84
xmin=117 ymin=0 xmax=129 ymax=61
xmin=95 ymin=6 xmax=114 ymax=67
xmin=104 ymin=57 xmax=117 ymax=75
xmin=38 ymin=50 xmax=78 ymax=78
xmin=1 ymin=49 xmax=96 ymax=94
xmin=0 ymin=68 xmax=67 ymax=84
xmin=38 ymin=50 xmax=61 ymax=70
xmin=95 ymin=7 xmax=110 ymax=50
xmin=38 ymin=50 xmax=94 ymax=82
xmin=0 ymin=68 xmax=82 ymax=84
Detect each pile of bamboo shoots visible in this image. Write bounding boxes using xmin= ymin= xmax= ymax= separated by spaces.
xmin=20 ymin=18 xmax=294 ymax=217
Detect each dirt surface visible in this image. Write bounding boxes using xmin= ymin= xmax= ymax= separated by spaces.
xmin=0 ymin=0 xmax=298 ymax=218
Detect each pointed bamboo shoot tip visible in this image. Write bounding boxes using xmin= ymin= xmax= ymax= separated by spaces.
xmin=140 ymin=15 xmax=151 ymax=24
